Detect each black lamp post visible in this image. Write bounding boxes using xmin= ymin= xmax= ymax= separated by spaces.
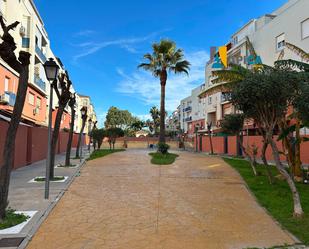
xmin=195 ymin=124 xmax=200 ymax=153
xmin=43 ymin=58 xmax=59 ymax=199
xmin=79 ymin=106 xmax=88 ymax=160
xmin=88 ymin=118 xmax=92 ymax=151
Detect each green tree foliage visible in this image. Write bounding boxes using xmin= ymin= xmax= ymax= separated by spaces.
xmin=105 ymin=106 xmax=136 ymax=129
xmin=231 ymin=69 xmax=304 ymax=217
xmin=91 ymin=128 xmax=106 ymax=149
xmin=106 ymin=128 xmax=125 ymax=150
xmin=149 ymin=106 xmax=160 ymax=134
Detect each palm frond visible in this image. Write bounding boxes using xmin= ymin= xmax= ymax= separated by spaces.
xmin=285 ymin=42 xmax=309 ymax=62
xmin=275 ymin=59 xmax=309 ymax=72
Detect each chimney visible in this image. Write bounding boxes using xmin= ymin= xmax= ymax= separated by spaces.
xmin=209 ymin=46 xmax=217 ymax=62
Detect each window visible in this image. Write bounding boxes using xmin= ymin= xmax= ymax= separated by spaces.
xmin=36 ymin=97 xmax=41 ymax=108
xmin=28 ymin=92 xmax=35 ymax=105
xmin=208 ymin=96 xmax=212 ymax=105
xmin=4 ymin=77 xmax=9 ymax=92
xmin=276 ymin=33 xmax=285 ymax=51
xmin=301 ymin=18 xmax=309 ymax=39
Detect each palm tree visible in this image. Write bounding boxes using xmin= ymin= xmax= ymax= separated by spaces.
xmin=149 ymin=106 xmax=160 ymax=135
xmin=139 ymin=40 xmax=190 ymax=143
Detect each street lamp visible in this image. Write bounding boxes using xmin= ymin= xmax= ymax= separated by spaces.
xmin=43 ymin=58 xmax=59 ymax=199
xmin=195 ymin=124 xmax=200 ymax=153
xmin=88 ymin=118 xmax=92 ymax=151
xmin=80 ymin=106 xmax=87 ymax=161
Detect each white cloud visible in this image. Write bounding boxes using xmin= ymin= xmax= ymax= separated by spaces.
xmin=74 ymin=30 xmax=97 ymax=37
xmin=116 ymin=50 xmax=209 ymax=112
xmin=73 ymin=29 xmax=171 ymax=61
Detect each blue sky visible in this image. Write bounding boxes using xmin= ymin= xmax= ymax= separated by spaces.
xmin=34 ymin=0 xmax=287 ymax=126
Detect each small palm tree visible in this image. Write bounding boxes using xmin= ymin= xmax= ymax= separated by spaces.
xmin=139 ymin=39 xmax=190 ymax=143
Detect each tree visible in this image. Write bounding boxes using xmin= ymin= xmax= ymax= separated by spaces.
xmin=149 ymin=106 xmax=160 ymax=135
xmin=49 ymin=72 xmax=72 ymax=178
xmin=65 ymin=93 xmax=76 ymax=166
xmin=221 ymin=114 xmax=258 ymax=176
xmin=76 ymin=106 xmax=88 ymax=158
xmin=206 ymin=122 xmax=214 ymax=155
xmin=231 ymin=69 xmax=304 ymax=217
xmin=91 ymin=128 xmax=106 ymax=149
xmin=91 ymin=121 xmax=98 ymax=150
xmin=105 ymin=106 xmax=136 ymax=129
xmin=130 ymin=120 xmax=144 ymax=132
xmin=139 ymin=39 xmax=190 ymax=143
xmin=106 ymin=128 xmax=124 ymax=150
xmin=0 ymin=17 xmax=31 ymax=220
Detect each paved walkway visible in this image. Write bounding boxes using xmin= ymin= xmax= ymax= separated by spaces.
xmin=27 ymin=150 xmax=296 ymax=249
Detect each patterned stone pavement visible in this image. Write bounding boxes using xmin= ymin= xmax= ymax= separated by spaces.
xmin=27 ymin=150 xmax=297 ymax=249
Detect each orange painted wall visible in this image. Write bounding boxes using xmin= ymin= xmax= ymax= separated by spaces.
xmin=0 ymin=64 xmax=47 ymax=125
xmin=188 ymin=119 xmax=205 ymax=135
xmin=0 ymin=120 xmax=84 ymax=170
xmin=196 ymin=135 xmax=309 ymax=164
xmin=52 ymin=108 xmax=71 ymax=130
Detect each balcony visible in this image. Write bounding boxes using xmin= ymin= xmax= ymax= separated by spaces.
xmin=221 ymin=92 xmax=232 ymax=103
xmin=22 ymin=37 xmax=30 ymax=48
xmin=0 ymin=91 xmax=16 ymax=106
xmin=184 ymin=116 xmax=192 ymax=122
xmin=35 ymin=45 xmax=47 ymax=62
xmin=34 ymin=75 xmax=46 ymax=92
xmin=183 ymin=106 xmax=192 ymax=112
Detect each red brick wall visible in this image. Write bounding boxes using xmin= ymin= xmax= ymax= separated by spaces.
xmin=0 ymin=120 xmax=85 ymax=170
xmin=197 ymin=135 xmax=309 ymax=164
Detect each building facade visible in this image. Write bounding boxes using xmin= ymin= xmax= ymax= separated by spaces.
xmin=179 ymin=84 xmax=206 ymax=136
xmin=0 ymin=0 xmax=97 ymax=132
xmin=199 ymin=0 xmax=309 ymax=133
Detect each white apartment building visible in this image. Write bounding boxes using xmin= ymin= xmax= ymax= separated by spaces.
xmin=201 ymin=0 xmax=309 ymax=132
xmin=180 ymin=84 xmax=206 ymax=135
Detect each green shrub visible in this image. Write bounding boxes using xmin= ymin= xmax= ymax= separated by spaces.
xmin=157 ymin=142 xmax=169 ymax=154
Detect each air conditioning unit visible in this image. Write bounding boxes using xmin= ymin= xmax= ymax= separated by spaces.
xmin=33 ymin=106 xmax=40 ymax=115
xmin=0 ymin=93 xmax=10 ymax=104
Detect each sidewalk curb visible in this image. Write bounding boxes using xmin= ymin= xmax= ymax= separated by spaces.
xmin=17 ymin=155 xmax=89 ymax=249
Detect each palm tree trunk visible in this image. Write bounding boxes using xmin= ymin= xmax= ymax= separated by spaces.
xmin=76 ymin=119 xmax=86 ymax=158
xmin=159 ymin=70 xmax=167 ymax=143
xmin=268 ymin=134 xmax=303 ymax=217
xmin=0 ymin=65 xmax=29 ymax=220
xmin=65 ymin=107 xmax=75 ymax=166
xmin=49 ymin=105 xmax=65 ymax=178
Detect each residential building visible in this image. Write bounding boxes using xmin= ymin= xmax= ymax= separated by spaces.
xmin=0 ymin=0 xmax=97 ymax=132
xmin=166 ymin=109 xmax=180 ymax=132
xmin=75 ymin=94 xmax=97 ymax=134
xmin=199 ymin=0 xmax=309 ymax=133
xmin=0 ymin=0 xmax=50 ymax=126
xmin=179 ymin=84 xmax=206 ymax=136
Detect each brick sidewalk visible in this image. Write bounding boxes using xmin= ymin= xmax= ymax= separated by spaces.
xmin=0 ymin=146 xmax=91 ymax=249
xmin=26 ymin=150 xmax=299 ymax=249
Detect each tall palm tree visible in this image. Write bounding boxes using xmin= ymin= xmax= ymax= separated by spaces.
xmin=139 ymin=39 xmax=190 ymax=143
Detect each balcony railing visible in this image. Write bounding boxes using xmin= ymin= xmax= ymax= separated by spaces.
xmin=22 ymin=37 xmax=30 ymax=48
xmin=184 ymin=116 xmax=192 ymax=122
xmin=183 ymin=106 xmax=192 ymax=112
xmin=0 ymin=91 xmax=16 ymax=106
xmin=221 ymin=92 xmax=232 ymax=103
xmin=35 ymin=45 xmax=47 ymax=62
xmin=34 ymin=75 xmax=46 ymax=92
